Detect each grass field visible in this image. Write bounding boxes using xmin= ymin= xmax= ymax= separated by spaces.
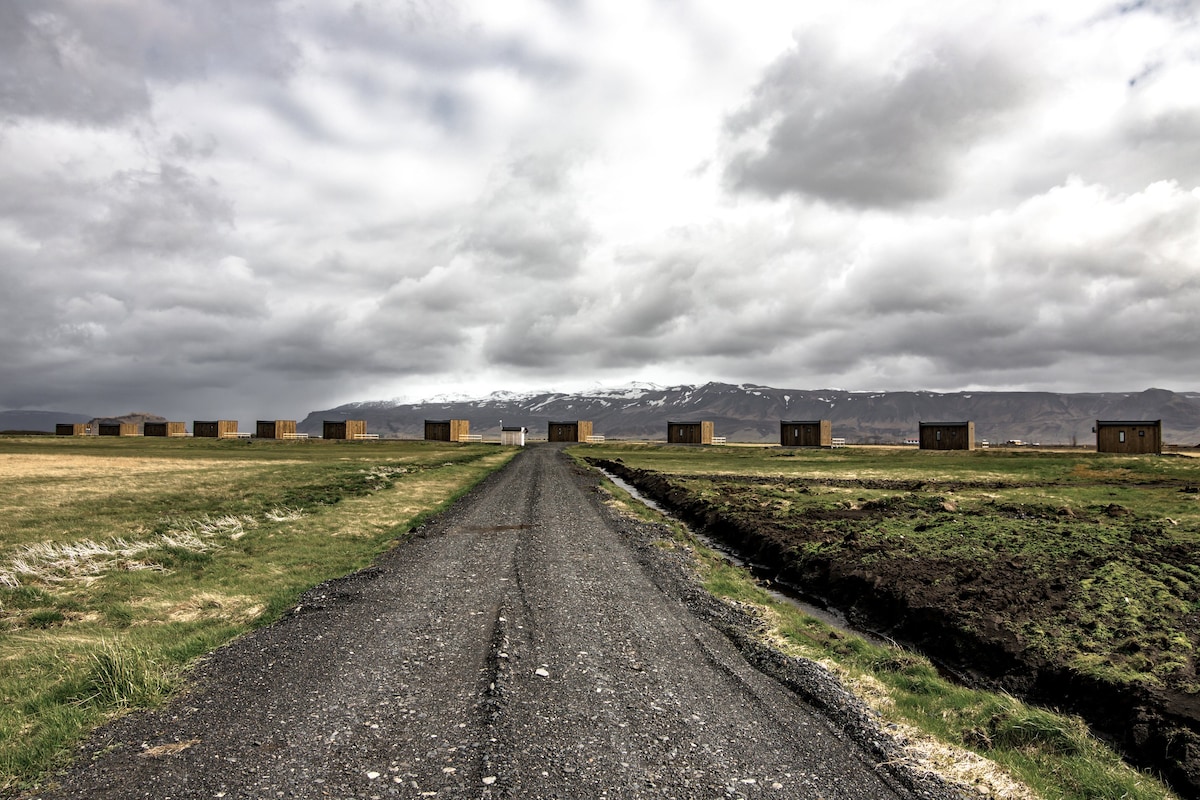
xmin=574 ymin=442 xmax=1198 ymax=799
xmin=0 ymin=436 xmax=516 ymax=792
xmin=577 ymin=443 xmax=1200 ymax=691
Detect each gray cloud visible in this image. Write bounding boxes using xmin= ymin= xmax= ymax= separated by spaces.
xmin=2 ymin=2 xmax=1200 ymax=421
xmin=0 ymin=1 xmax=296 ymax=125
xmin=84 ymin=163 xmax=234 ymax=258
xmin=723 ymin=32 xmax=1031 ymax=208
xmin=460 ymin=151 xmax=593 ymax=279
xmin=0 ymin=3 xmax=150 ymax=124
xmin=312 ymin=1 xmax=571 ymax=78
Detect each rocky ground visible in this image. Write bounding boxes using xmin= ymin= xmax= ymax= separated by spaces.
xmin=21 ymin=445 xmax=965 ymax=800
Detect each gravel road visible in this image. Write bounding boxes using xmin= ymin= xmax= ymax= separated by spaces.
xmin=27 ymin=445 xmax=964 ymax=799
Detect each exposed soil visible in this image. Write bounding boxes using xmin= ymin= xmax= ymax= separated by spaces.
xmin=591 ymin=459 xmax=1200 ymax=799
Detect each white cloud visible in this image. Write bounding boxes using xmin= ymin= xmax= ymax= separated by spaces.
xmin=1 ymin=0 xmax=1199 ymax=422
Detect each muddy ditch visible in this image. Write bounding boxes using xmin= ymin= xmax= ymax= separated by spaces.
xmin=589 ymin=458 xmax=1200 ymax=799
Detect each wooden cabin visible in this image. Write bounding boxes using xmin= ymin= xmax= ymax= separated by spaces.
xmin=500 ymin=426 xmax=527 ymax=446
xmin=547 ymin=421 xmax=593 ymax=443
xmin=256 ymin=420 xmax=297 ymax=439
xmin=323 ymin=420 xmax=367 ymax=440
xmin=98 ymin=423 xmax=139 ymax=437
xmin=56 ymin=423 xmax=87 ymax=436
xmin=144 ymin=422 xmax=187 ymax=437
xmin=780 ymin=420 xmax=832 ymax=447
xmin=1095 ymin=420 xmax=1162 ymax=454
xmin=667 ymin=420 xmax=714 ymax=445
xmin=918 ymin=421 xmax=975 ymax=451
xmin=194 ymin=420 xmax=238 ymax=438
xmin=425 ymin=420 xmax=470 ymax=442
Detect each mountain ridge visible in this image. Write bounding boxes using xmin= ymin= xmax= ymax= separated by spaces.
xmin=300 ymin=383 xmax=1200 ymax=445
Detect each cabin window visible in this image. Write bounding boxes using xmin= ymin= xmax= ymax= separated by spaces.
xmin=936 ymin=430 xmax=941 ymax=441
xmin=1119 ymin=431 xmax=1126 ymax=443
xmin=1139 ymin=430 xmax=1145 ymax=437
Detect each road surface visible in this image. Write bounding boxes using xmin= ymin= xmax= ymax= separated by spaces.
xmin=28 ymin=445 xmax=960 ymax=799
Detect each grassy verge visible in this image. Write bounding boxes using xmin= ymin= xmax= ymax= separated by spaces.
xmin=576 ymin=445 xmax=1182 ymax=799
xmin=575 ymin=443 xmax=1200 ymax=694
xmin=0 ymin=437 xmax=516 ymax=792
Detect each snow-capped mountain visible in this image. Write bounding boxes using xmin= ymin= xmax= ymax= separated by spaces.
xmin=300 ymin=383 xmax=1200 ymax=444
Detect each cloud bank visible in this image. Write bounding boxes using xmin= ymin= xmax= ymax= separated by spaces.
xmin=1 ymin=0 xmax=1199 ymax=423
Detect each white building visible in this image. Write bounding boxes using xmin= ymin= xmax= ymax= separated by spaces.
xmin=500 ymin=426 xmax=527 ymax=446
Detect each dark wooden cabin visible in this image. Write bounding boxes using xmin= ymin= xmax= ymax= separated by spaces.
xmin=667 ymin=420 xmax=714 ymax=445
xmin=323 ymin=420 xmax=367 ymax=440
xmin=918 ymin=421 xmax=975 ymax=451
xmin=548 ymin=421 xmax=594 ymax=443
xmin=144 ymin=422 xmax=187 ymax=437
xmin=780 ymin=420 xmax=832 ymax=447
xmin=425 ymin=420 xmax=470 ymax=442
xmin=194 ymin=420 xmax=238 ymax=438
xmin=256 ymin=420 xmax=297 ymax=439
xmin=1095 ymin=420 xmax=1162 ymax=454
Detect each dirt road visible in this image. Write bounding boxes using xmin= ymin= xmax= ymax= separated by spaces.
xmin=27 ymin=446 xmax=960 ymax=799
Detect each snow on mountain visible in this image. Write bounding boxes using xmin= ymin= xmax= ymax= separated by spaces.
xmin=298 ymin=383 xmax=1200 ymax=444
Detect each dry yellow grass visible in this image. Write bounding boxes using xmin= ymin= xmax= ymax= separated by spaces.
xmin=1 ymin=439 xmax=518 ymax=791
xmin=0 ymin=454 xmax=284 ymax=479
xmin=0 ymin=454 xmax=297 ymax=544
xmin=133 ymin=593 xmax=266 ymax=625
xmin=139 ymin=739 xmax=200 ymax=758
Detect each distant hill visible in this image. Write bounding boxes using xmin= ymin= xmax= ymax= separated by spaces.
xmin=0 ymin=410 xmax=91 ymax=433
xmin=300 ymin=383 xmax=1200 ymax=445
xmin=87 ymin=412 xmax=167 ymax=429
xmin=0 ymin=410 xmax=169 ymax=434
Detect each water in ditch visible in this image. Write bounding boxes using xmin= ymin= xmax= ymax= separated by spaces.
xmin=604 ymin=470 xmax=891 ymax=647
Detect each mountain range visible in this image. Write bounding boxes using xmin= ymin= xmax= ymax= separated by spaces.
xmin=299 ymin=383 xmax=1200 ymax=445
xmin=0 ymin=410 xmax=164 ymax=434
xmin=6 ymin=384 xmax=1198 ymax=444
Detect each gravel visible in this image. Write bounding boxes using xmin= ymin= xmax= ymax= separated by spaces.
xmin=24 ymin=445 xmax=967 ymax=799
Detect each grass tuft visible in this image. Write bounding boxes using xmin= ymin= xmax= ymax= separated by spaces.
xmin=74 ymin=640 xmax=173 ymax=709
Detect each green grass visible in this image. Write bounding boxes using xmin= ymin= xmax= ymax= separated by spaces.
xmin=0 ymin=437 xmax=517 ymax=792
xmin=578 ymin=440 xmax=1200 ymax=485
xmin=577 ymin=443 xmax=1184 ymax=799
xmin=579 ymin=442 xmax=1200 ymax=694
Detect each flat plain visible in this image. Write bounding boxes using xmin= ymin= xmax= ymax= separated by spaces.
xmin=0 ymin=435 xmax=515 ymax=792
xmin=4 ymin=436 xmax=1195 ymax=798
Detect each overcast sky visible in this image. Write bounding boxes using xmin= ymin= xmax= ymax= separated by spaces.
xmin=2 ymin=1 xmax=1199 ymax=423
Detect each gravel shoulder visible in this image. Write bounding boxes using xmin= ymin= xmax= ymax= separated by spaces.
xmin=23 ymin=445 xmax=965 ymax=799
